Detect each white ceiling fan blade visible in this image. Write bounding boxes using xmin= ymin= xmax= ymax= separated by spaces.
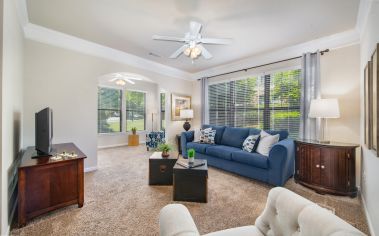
xmin=189 ymin=21 xmax=202 ymax=36
xmin=152 ymin=35 xmax=186 ymax=42
xmin=125 ymin=78 xmax=135 ymax=85
xmin=169 ymin=45 xmax=188 ymax=59
xmin=200 ymin=38 xmax=233 ymax=45
xmin=197 ymin=44 xmax=212 ymax=59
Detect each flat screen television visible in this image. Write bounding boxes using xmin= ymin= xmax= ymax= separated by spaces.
xmin=35 ymin=107 xmax=53 ymax=156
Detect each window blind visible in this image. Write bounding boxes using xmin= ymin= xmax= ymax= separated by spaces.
xmin=208 ymin=68 xmax=301 ymax=138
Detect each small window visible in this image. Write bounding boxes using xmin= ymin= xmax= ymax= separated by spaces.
xmin=126 ymin=91 xmax=146 ymax=131
xmin=98 ymin=87 xmax=122 ymax=133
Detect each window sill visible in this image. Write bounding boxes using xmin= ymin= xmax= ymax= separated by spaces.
xmin=98 ymin=131 xmax=148 ymax=136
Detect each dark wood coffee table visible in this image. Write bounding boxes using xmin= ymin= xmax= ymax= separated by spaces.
xmin=173 ymin=160 xmax=208 ymax=203
xmin=149 ymin=152 xmax=178 ymax=185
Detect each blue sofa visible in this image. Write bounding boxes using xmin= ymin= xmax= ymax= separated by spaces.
xmin=181 ymin=125 xmax=295 ymax=186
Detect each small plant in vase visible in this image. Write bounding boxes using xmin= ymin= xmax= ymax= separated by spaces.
xmin=187 ymin=148 xmax=195 ymax=164
xmin=158 ymin=143 xmax=172 ymax=158
xmin=131 ymin=127 xmax=137 ymax=135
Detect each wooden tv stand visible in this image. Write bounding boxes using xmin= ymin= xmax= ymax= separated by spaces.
xmin=18 ymin=143 xmax=87 ymax=227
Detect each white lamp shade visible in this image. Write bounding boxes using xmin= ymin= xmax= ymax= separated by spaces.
xmin=308 ymin=99 xmax=340 ymax=118
xmin=180 ymin=109 xmax=194 ymax=119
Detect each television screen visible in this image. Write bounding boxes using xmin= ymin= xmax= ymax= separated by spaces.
xmin=35 ymin=107 xmax=53 ymax=155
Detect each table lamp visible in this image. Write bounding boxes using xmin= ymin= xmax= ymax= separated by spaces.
xmin=180 ymin=109 xmax=194 ymax=131
xmin=308 ymin=98 xmax=340 ymax=143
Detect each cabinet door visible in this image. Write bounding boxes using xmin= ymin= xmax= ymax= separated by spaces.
xmin=320 ymin=148 xmax=348 ymax=191
xmin=50 ymin=161 xmax=78 ymax=206
xmin=296 ymin=143 xmax=321 ymax=185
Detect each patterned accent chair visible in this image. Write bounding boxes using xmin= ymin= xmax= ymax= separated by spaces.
xmin=146 ymin=131 xmax=166 ymax=151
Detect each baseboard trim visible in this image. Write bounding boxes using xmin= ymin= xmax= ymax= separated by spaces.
xmin=97 ymin=144 xmax=128 ymax=149
xmin=98 ymin=142 xmax=145 ymax=149
xmin=361 ymin=194 xmax=376 ymax=236
xmin=84 ymin=166 xmax=98 ymax=172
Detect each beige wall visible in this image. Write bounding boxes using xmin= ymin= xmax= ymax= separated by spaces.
xmin=320 ymin=45 xmax=361 ymax=187
xmin=1 ymin=0 xmax=24 ymax=234
xmin=23 ymin=40 xmax=194 ymax=171
xmin=360 ymin=1 xmax=379 ymax=235
xmin=321 ymin=45 xmax=361 ymax=144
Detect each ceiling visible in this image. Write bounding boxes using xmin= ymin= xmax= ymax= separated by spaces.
xmin=26 ymin=0 xmax=360 ymax=73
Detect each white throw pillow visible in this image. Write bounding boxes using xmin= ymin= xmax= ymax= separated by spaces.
xmin=256 ymin=131 xmax=279 ymax=156
xmin=194 ymin=129 xmax=202 ymax=142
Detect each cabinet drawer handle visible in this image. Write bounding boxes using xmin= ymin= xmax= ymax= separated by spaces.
xmin=160 ymin=165 xmax=167 ymax=173
xmin=316 ymin=164 xmax=320 ymax=168
xmin=321 ymin=165 xmax=325 ymax=169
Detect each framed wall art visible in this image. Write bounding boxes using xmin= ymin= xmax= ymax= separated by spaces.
xmin=171 ymin=93 xmax=191 ymax=121
xmin=364 ymin=61 xmax=373 ymax=148
xmin=372 ymin=44 xmax=379 ymax=154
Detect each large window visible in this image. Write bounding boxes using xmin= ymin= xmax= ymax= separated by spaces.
xmin=160 ymin=93 xmax=166 ymax=130
xmin=125 ymin=91 xmax=146 ymax=131
xmin=98 ymin=87 xmax=122 ymax=133
xmin=208 ymin=69 xmax=301 ymax=138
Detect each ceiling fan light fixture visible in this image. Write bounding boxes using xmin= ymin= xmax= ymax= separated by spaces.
xmin=184 ymin=47 xmax=191 ymax=56
xmin=115 ymin=79 xmax=126 ymax=86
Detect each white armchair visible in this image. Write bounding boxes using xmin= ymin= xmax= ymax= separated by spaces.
xmin=159 ymin=187 xmax=365 ymax=236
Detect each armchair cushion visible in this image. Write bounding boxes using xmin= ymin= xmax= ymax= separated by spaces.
xmin=159 ymin=204 xmax=199 ymax=236
xmin=204 ymin=226 xmax=263 ymax=236
xmin=146 ymin=131 xmax=165 ymax=149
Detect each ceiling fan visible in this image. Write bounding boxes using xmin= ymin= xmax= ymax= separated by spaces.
xmin=109 ymin=73 xmax=142 ymax=86
xmin=152 ymin=21 xmax=232 ymax=61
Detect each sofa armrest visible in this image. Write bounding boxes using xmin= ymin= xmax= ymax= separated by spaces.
xmin=159 ymin=204 xmax=200 ymax=236
xmin=267 ymin=139 xmax=295 ymax=186
xmin=181 ymin=131 xmax=194 ymax=158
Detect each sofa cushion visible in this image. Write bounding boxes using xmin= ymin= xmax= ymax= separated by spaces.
xmin=187 ymin=142 xmax=213 ymax=154
xmin=249 ymin=128 xmax=261 ymax=135
xmin=202 ymin=125 xmax=226 ymax=144
xmin=231 ymin=151 xmax=269 ymax=169
xmin=266 ymin=130 xmax=288 ymax=141
xmin=220 ymin=127 xmax=250 ymax=148
xmin=205 ymin=145 xmax=241 ymax=161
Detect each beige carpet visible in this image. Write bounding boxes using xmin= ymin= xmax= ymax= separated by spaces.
xmin=11 ymin=145 xmax=370 ymax=235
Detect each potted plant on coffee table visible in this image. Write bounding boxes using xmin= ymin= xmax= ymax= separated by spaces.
xmin=187 ymin=148 xmax=195 ymax=164
xmin=158 ymin=143 xmax=172 ymax=158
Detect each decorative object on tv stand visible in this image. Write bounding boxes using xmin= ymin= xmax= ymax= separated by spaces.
xmin=308 ymin=98 xmax=340 ymax=143
xmin=158 ymin=143 xmax=172 ymax=158
xmin=187 ymin=148 xmax=195 ymax=164
xmin=180 ymin=109 xmax=193 ymax=131
xmin=171 ymin=93 xmax=191 ymax=121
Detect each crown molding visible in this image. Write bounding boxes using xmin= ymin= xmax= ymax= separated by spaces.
xmin=191 ymin=29 xmax=360 ymax=79
xmin=19 ymin=0 xmax=366 ymax=81
xmin=355 ymin=0 xmax=373 ymax=38
xmin=15 ymin=0 xmax=28 ymax=28
xmin=23 ymin=23 xmax=193 ymax=80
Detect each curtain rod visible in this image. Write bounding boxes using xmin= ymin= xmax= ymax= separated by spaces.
xmin=198 ymin=49 xmax=329 ymax=80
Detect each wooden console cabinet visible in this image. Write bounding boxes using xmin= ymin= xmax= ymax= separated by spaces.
xmin=294 ymin=139 xmax=358 ymax=197
xmin=18 ymin=143 xmax=86 ymax=227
